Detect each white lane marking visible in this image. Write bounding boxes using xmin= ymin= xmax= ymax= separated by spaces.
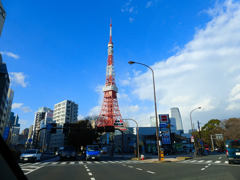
xmin=190 ymin=160 xmax=197 ymax=162
xmin=34 ymin=162 xmax=40 ymax=165
xmin=201 ymin=168 xmax=205 ymax=171
xmin=42 ymin=162 xmax=50 ymax=165
xmin=79 ymin=161 xmax=83 ymax=164
xmin=218 ymin=157 xmax=222 ymax=160
xmin=146 ymin=171 xmax=155 ymax=174
xmin=86 ymin=169 xmax=90 ymax=172
xmin=90 ymin=178 xmax=95 ymax=180
xmin=205 ymin=165 xmax=208 ymax=168
xmin=88 ymin=172 xmax=93 ymax=176
xmin=24 ymin=166 xmax=44 ymax=175
xmin=136 ymin=168 xmax=143 ymax=171
xmin=208 ymin=164 xmax=211 ymax=166
xmin=101 ymin=161 xmax=107 ymax=163
xmin=214 ymin=161 xmax=221 ymax=164
xmin=94 ymin=161 xmax=100 ymax=164
xmin=198 ymin=160 xmax=204 ymax=163
xmin=225 ymin=161 xmax=228 ymax=164
xmin=70 ymin=162 xmax=75 ymax=165
xmin=61 ymin=162 xmax=67 ymax=165
xmin=128 ymin=166 xmax=133 ymax=168
xmin=86 ymin=161 xmax=92 ymax=164
xmin=84 ymin=166 xmax=88 ymax=168
xmin=51 ymin=162 xmax=58 ymax=165
xmin=206 ymin=160 xmax=212 ymax=163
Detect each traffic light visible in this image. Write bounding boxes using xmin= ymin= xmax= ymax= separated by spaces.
xmin=50 ymin=123 xmax=57 ymax=133
xmin=105 ymin=126 xmax=115 ymax=132
xmin=96 ymin=127 xmax=104 ymax=133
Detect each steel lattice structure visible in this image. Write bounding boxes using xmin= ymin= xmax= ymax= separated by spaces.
xmin=96 ymin=22 xmax=125 ymax=131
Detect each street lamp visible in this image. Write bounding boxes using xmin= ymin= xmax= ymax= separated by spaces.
xmin=128 ymin=61 xmax=161 ymax=161
xmin=190 ymin=106 xmax=201 ymax=157
xmin=123 ymin=118 xmax=140 ymax=160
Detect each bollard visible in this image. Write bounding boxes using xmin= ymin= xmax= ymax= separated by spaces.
xmin=160 ymin=151 xmax=164 ymax=160
xmin=141 ymin=154 xmax=144 ymax=160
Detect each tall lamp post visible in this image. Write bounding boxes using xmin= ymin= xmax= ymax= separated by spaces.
xmin=128 ymin=61 xmax=161 ymax=161
xmin=123 ymin=118 xmax=140 ymax=160
xmin=190 ymin=106 xmax=201 ymax=157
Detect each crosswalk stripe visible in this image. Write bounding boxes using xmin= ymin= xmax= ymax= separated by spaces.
xmin=78 ymin=161 xmax=83 ymax=164
xmin=70 ymin=162 xmax=75 ymax=165
xmin=198 ymin=160 xmax=204 ymax=163
xmin=190 ymin=160 xmax=197 ymax=162
xmin=94 ymin=161 xmax=100 ymax=164
xmin=51 ymin=162 xmax=58 ymax=165
xmin=206 ymin=160 xmax=212 ymax=163
xmin=214 ymin=161 xmax=221 ymax=163
xmin=86 ymin=161 xmax=92 ymax=164
xmin=225 ymin=161 xmax=228 ymax=164
xmin=61 ymin=162 xmax=67 ymax=165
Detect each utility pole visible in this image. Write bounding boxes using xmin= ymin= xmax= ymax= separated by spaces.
xmin=197 ymin=121 xmax=201 ymax=139
xmin=210 ymin=135 xmax=214 ymax=151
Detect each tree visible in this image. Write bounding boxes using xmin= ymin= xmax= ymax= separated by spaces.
xmin=65 ymin=120 xmax=99 ymax=151
xmin=199 ymin=119 xmax=224 ymax=149
xmin=223 ymin=118 xmax=240 ymax=140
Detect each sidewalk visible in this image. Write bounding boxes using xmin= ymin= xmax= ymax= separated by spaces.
xmin=111 ymin=153 xmax=193 ymax=162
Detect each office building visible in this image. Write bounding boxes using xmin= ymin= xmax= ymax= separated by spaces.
xmin=170 ymin=107 xmax=184 ymax=134
xmin=0 ymin=55 xmax=10 ymax=135
xmin=0 ymin=0 xmax=6 ymax=36
xmin=10 ymin=113 xmax=20 ymax=145
xmin=32 ymin=107 xmax=53 ymax=149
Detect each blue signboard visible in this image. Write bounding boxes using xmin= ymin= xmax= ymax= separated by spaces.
xmin=160 ymin=123 xmax=167 ymax=128
xmin=3 ymin=127 xmax=10 ymax=141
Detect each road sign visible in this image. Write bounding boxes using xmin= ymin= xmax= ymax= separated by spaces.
xmin=3 ymin=127 xmax=10 ymax=140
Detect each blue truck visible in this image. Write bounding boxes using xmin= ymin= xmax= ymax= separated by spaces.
xmin=225 ymin=140 xmax=240 ymax=164
xmin=86 ymin=145 xmax=101 ymax=161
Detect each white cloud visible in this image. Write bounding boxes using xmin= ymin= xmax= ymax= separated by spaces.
xmin=12 ymin=103 xmax=32 ymax=113
xmin=78 ymin=114 xmax=84 ymax=120
xmin=0 ymin=51 xmax=20 ymax=59
xmin=12 ymin=103 xmax=24 ymax=109
xmin=129 ymin=17 xmax=134 ymax=23
xmin=128 ymin=0 xmax=240 ymax=130
xmin=146 ymin=1 xmax=153 ymax=8
xmin=21 ymin=106 xmax=32 ymax=113
xmin=9 ymin=72 xmax=27 ymax=87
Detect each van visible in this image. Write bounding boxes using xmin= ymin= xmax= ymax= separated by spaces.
xmin=225 ymin=140 xmax=240 ymax=164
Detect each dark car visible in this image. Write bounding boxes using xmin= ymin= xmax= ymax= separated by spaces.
xmin=59 ymin=146 xmax=77 ymax=160
xmin=226 ymin=140 xmax=240 ymax=164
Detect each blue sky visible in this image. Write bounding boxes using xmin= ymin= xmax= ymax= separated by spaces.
xmin=2 ymin=0 xmax=240 ymax=132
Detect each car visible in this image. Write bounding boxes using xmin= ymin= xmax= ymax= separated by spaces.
xmin=59 ymin=146 xmax=77 ymax=160
xmin=101 ymin=146 xmax=108 ymax=154
xmin=86 ymin=145 xmax=101 ymax=161
xmin=19 ymin=149 xmax=42 ymax=163
xmin=226 ymin=140 xmax=240 ymax=164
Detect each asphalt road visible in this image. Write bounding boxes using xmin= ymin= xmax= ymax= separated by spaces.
xmin=19 ymin=154 xmax=240 ymax=180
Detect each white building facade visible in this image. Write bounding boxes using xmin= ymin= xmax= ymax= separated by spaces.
xmin=170 ymin=107 xmax=184 ymax=134
xmin=49 ymin=100 xmax=78 ymax=151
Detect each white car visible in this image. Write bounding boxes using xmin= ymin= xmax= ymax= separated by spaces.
xmin=20 ymin=149 xmax=42 ymax=163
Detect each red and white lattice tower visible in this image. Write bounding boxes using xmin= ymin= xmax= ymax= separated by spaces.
xmin=96 ymin=22 xmax=126 ymax=131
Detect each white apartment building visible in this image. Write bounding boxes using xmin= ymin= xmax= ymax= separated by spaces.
xmin=49 ymin=100 xmax=78 ymax=151
xmin=53 ymin=100 xmax=78 ymax=125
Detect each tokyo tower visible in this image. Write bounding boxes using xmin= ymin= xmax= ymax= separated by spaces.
xmin=96 ymin=22 xmax=125 ymax=131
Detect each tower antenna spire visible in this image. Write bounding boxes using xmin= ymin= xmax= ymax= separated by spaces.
xmin=109 ymin=18 xmax=112 ymax=44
